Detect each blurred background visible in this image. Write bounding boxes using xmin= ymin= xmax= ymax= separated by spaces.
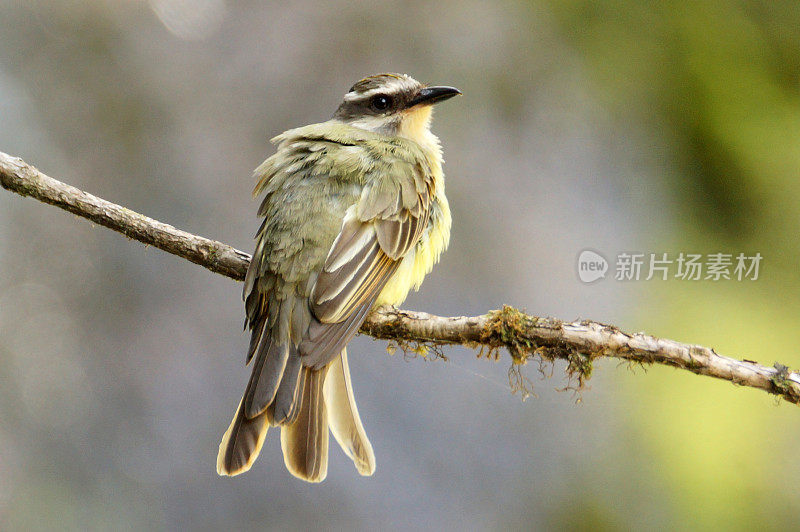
xmin=1 ymin=0 xmax=799 ymax=529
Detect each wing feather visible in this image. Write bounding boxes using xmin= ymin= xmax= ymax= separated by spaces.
xmin=300 ymin=163 xmax=432 ymax=369
xmin=313 ymin=237 xmax=381 ymax=308
xmin=375 ymin=213 xmax=424 ymax=260
xmin=301 ymin=282 xmax=388 ymax=369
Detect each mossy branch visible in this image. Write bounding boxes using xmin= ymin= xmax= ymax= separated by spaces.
xmin=3 ymin=150 xmax=800 ymax=406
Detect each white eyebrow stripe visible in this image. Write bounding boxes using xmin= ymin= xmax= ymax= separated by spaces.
xmin=342 ymin=79 xmax=418 ymax=102
xmin=344 ymin=87 xmax=392 ymax=102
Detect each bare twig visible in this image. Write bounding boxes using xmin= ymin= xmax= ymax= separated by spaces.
xmin=0 ymin=151 xmax=250 ymax=280
xmin=3 ymin=150 xmax=800 ymax=405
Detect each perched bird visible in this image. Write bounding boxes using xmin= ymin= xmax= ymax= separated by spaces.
xmin=217 ymin=73 xmax=460 ymax=482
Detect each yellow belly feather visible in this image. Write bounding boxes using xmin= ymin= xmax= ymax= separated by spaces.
xmin=375 ymin=200 xmax=451 ymax=307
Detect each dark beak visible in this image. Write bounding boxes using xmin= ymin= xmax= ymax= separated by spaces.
xmin=407 ymin=86 xmax=462 ymax=108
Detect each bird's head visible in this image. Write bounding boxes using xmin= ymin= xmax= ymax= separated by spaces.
xmin=332 ymin=73 xmax=460 ymax=141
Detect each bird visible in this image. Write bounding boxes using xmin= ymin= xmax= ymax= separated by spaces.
xmin=217 ymin=73 xmax=460 ymax=482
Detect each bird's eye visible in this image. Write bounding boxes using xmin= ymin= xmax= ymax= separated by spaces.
xmin=371 ymin=94 xmax=392 ymax=112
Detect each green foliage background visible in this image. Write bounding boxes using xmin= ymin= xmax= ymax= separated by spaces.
xmin=547 ymin=2 xmax=800 ymax=528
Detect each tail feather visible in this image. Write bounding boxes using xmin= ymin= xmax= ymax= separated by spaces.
xmin=216 ymin=398 xmax=269 ymax=476
xmin=218 ymin=349 xmax=375 ymax=481
xmin=270 ymin=349 xmax=304 ymax=425
xmin=244 ymin=338 xmax=291 ymax=419
xmin=324 ymin=349 xmax=376 ymax=476
xmin=280 ymin=366 xmax=329 ymax=482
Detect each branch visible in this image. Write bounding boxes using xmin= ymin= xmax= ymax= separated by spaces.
xmin=0 ymin=151 xmax=250 ymax=280
xmin=3 ymin=150 xmax=800 ymax=406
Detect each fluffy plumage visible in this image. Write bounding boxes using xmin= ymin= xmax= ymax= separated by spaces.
xmin=218 ymin=74 xmax=455 ymax=481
